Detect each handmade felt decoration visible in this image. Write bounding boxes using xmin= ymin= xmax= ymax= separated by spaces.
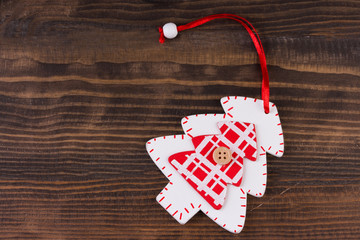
xmin=146 ymin=14 xmax=284 ymax=234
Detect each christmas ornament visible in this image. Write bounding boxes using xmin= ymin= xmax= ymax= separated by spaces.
xmin=147 ymin=14 xmax=284 ymax=233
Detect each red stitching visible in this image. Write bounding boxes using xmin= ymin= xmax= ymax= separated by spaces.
xmin=240 ymin=215 xmax=245 ymax=218
xmin=159 ymin=197 xmax=165 ymax=202
xmin=223 ymin=224 xmax=226 ymax=227
xmin=277 ymin=123 xmax=281 ymax=126
xmin=191 ymin=203 xmax=194 ymax=209
xmin=198 ymin=204 xmax=201 ymax=208
xmin=241 ymin=205 xmax=246 ymax=207
xmin=223 ymin=100 xmax=229 ymax=104
xmin=279 ymin=133 xmax=283 ymax=136
xmin=235 ymin=96 xmax=237 ymax=99
xmin=279 ymin=150 xmax=283 ymax=153
xmin=185 ymin=116 xmax=189 ymax=120
xmin=169 ymin=182 xmax=173 ymax=185
xmin=280 ymin=142 xmax=284 ymax=145
xmin=164 ymin=188 xmax=168 ymax=191
xmin=268 ymin=146 xmax=272 ymax=150
xmin=227 ymin=107 xmax=234 ymax=111
xmin=184 ymin=208 xmax=189 ymax=213
xmin=186 ymin=128 xmax=192 ymax=132
xmin=227 ymin=113 xmax=233 ymax=118
xmin=183 ymin=121 xmax=188 ymax=124
xmin=263 ymin=173 xmax=267 ymax=175
xmin=263 ymin=163 xmax=267 ymax=166
xmin=223 ymin=114 xmax=226 ymax=118
xmin=188 ymin=133 xmax=193 ymax=138
xmin=206 ymin=211 xmax=208 ymax=214
xmin=241 ymin=188 xmax=245 ymax=194
xmin=214 ymin=217 xmax=217 ymax=221
xmin=172 ymin=210 xmax=178 ymax=216
xmin=174 ymin=135 xmax=176 ymax=139
xmin=244 ymin=97 xmax=247 ymax=100
xmin=240 ymin=197 xmax=246 ymax=199
xmin=149 ymin=149 xmax=154 ymax=153
xmin=166 ymin=204 xmax=172 ymax=210
xmin=254 ymin=99 xmax=257 ymax=102
xmin=167 ymin=174 xmax=172 ymax=177
xmin=260 ymin=153 xmax=266 ymax=156
xmin=237 ymin=225 xmax=243 ymax=227
xmin=162 ymin=166 xmax=165 ymax=170
xmin=180 ymin=213 xmax=182 ymax=220
xmin=275 ymin=113 xmax=279 ymax=116
xmin=261 ymin=146 xmax=265 ymax=152
xmin=147 ymin=142 xmax=151 ymax=144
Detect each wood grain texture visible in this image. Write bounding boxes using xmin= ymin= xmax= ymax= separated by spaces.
xmin=0 ymin=0 xmax=359 ymax=239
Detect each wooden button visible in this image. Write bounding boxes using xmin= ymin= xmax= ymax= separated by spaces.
xmin=213 ymin=147 xmax=232 ymax=165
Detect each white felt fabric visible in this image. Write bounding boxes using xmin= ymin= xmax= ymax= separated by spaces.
xmin=146 ymin=96 xmax=284 ymax=233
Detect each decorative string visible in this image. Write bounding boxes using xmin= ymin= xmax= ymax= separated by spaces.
xmin=158 ymin=27 xmax=165 ymax=44
xmin=158 ymin=14 xmax=270 ymax=114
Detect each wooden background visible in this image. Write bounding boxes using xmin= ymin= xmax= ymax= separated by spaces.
xmin=0 ymin=0 xmax=359 ymax=239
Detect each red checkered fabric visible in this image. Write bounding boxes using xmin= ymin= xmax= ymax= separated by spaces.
xmin=169 ymin=121 xmax=257 ymax=210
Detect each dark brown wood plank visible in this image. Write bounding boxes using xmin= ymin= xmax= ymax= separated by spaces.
xmin=0 ymin=0 xmax=359 ymax=239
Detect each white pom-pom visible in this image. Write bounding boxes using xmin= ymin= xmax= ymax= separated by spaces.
xmin=162 ymin=23 xmax=178 ymax=39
